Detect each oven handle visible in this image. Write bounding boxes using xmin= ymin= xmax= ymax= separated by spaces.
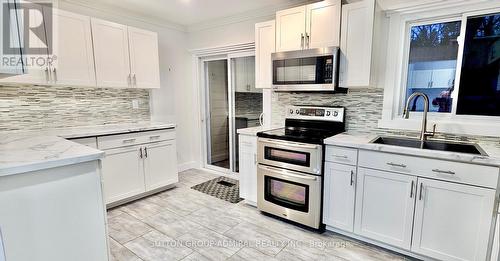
xmin=258 ymin=165 xmax=318 ymax=181
xmin=259 ymin=138 xmax=321 ymax=150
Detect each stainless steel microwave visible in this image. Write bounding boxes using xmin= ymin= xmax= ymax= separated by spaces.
xmin=271 ymin=47 xmax=339 ymax=92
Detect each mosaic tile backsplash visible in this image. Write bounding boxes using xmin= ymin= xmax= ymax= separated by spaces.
xmin=271 ymin=88 xmax=500 ymax=147
xmin=0 ymin=84 xmax=151 ymax=131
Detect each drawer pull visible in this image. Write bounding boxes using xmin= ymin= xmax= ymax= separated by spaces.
xmin=386 ymin=162 xmax=407 ymax=168
xmin=149 ymin=135 xmax=161 ymax=140
xmin=432 ymin=169 xmax=455 ymax=175
xmin=122 ymin=138 xmax=136 ymax=143
xmin=333 ymin=155 xmax=348 ymax=159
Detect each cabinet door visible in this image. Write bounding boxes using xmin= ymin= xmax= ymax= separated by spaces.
xmin=431 ymin=68 xmax=455 ymax=88
xmin=306 ymin=0 xmax=341 ymax=49
xmin=339 ymin=0 xmax=375 ymax=87
xmin=238 ymin=135 xmax=257 ymax=204
xmin=91 ymin=18 xmax=130 ymax=88
xmin=0 ymin=0 xmax=23 ymax=76
xmin=128 ymin=26 xmax=161 ymax=89
xmin=492 ymin=213 xmax=499 ymax=261
xmin=323 ymin=162 xmax=356 ymax=232
xmin=49 ymin=9 xmax=96 ymax=86
xmin=234 ymin=57 xmax=247 ymax=92
xmin=354 ymin=168 xmax=416 ymax=250
xmin=255 ymin=20 xmax=275 ymax=89
xmin=101 ymin=146 xmax=145 ymax=204
xmin=410 ymin=69 xmax=433 ymax=88
xmin=276 ymin=6 xmax=306 ymax=52
xmin=144 ymin=140 xmax=178 ymax=191
xmin=411 ymin=178 xmax=496 ymax=261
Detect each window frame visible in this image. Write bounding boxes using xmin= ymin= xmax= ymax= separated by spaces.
xmin=379 ymin=3 xmax=500 ymax=137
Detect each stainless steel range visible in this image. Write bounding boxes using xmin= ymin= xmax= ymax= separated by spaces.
xmin=256 ymin=106 xmax=345 ymax=230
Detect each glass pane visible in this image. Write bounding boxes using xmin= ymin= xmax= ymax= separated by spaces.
xmin=231 ymin=56 xmax=262 ymax=173
xmin=457 ymin=13 xmax=500 ymax=116
xmin=264 ymin=147 xmax=310 ymax=166
xmin=405 ymin=21 xmax=461 ymax=113
xmin=269 ymin=179 xmax=307 ymax=205
xmin=206 ymin=60 xmax=229 ymax=169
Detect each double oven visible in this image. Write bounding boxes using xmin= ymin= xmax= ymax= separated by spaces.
xmin=256 ymin=106 xmax=346 ymax=230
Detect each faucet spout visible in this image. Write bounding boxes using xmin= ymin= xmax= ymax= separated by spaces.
xmin=402 ymin=92 xmax=435 ymax=141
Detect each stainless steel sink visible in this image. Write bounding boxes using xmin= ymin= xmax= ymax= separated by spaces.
xmin=370 ymin=136 xmax=487 ymax=156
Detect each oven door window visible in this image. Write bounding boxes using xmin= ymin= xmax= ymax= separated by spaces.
xmin=264 ymin=147 xmax=310 ymax=167
xmin=265 ymin=176 xmax=309 ymax=212
xmin=273 ymin=56 xmax=333 ymax=85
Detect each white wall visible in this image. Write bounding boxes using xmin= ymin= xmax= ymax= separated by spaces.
xmin=58 ymin=1 xmax=198 ymax=171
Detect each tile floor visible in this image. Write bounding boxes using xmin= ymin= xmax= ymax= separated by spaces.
xmin=107 ymin=169 xmax=415 ymax=261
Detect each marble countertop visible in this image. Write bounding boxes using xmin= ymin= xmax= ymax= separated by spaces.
xmin=0 ymin=122 xmax=176 ymax=176
xmin=0 ymin=134 xmax=105 ymax=177
xmin=325 ymin=133 xmax=500 ymax=167
xmin=237 ymin=125 xmax=283 ymax=136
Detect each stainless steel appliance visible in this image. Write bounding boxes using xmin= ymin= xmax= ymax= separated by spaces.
xmin=272 ymin=47 xmax=339 ymax=92
xmin=257 ymin=106 xmax=345 ymax=229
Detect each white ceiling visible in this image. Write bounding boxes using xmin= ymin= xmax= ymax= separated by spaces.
xmin=69 ymin=0 xmax=314 ymax=27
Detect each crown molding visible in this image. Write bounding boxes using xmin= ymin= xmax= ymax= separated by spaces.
xmin=384 ymin=0 xmax=497 ymax=15
xmin=186 ymin=0 xmax=316 ymax=33
xmin=59 ymin=0 xmax=188 ymax=32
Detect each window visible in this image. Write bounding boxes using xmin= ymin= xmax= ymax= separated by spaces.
xmin=457 ymin=14 xmax=500 ymax=116
xmin=405 ymin=21 xmax=462 ymax=113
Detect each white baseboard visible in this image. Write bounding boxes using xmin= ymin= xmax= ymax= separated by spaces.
xmin=178 ymin=161 xmax=199 ymax=172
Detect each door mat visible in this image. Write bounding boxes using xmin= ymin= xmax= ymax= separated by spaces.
xmin=191 ymin=177 xmax=244 ymax=204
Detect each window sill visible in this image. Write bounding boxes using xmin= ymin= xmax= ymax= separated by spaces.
xmin=378 ymin=118 xmax=500 ymax=137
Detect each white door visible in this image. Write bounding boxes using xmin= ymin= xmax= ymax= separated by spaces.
xmin=255 ymin=20 xmax=275 ymax=89
xmin=49 ymin=9 xmax=96 ymax=86
xmin=410 ymin=69 xmax=433 ymax=88
xmin=354 ymin=168 xmax=416 ymax=250
xmin=431 ymin=68 xmax=455 ymax=88
xmin=339 ymin=0 xmax=375 ymax=87
xmin=128 ymin=26 xmax=161 ymax=89
xmin=323 ymin=162 xmax=356 ymax=232
xmin=306 ymin=0 xmax=341 ymax=49
xmin=411 ymin=178 xmax=496 ymax=261
xmin=276 ymin=6 xmax=306 ymax=52
xmin=238 ymin=135 xmax=257 ymax=205
xmin=100 ymin=146 xmax=145 ymax=204
xmin=144 ymin=141 xmax=179 ymax=191
xmin=91 ymin=18 xmax=130 ymax=88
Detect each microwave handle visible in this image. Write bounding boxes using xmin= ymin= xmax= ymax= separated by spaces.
xmin=259 ymin=165 xmax=317 ymax=181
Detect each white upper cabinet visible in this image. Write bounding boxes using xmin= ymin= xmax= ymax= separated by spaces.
xmin=323 ymin=162 xmax=356 ymax=232
xmin=276 ymin=1 xmax=341 ymax=52
xmin=128 ymin=26 xmax=161 ymax=89
xmin=276 ymin=6 xmax=306 ymax=52
xmin=255 ymin=20 xmax=275 ymax=89
xmin=411 ymin=178 xmax=496 ymax=261
xmin=354 ymin=168 xmax=416 ymax=250
xmin=49 ymin=9 xmax=96 ymax=87
xmin=306 ymin=0 xmax=341 ymax=49
xmin=91 ymin=18 xmax=131 ymax=88
xmin=339 ymin=0 xmax=376 ymax=88
xmin=0 ymin=0 xmax=23 ymax=76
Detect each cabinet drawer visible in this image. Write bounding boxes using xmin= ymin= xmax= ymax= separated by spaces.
xmin=358 ymin=150 xmax=499 ymax=188
xmin=98 ymin=129 xmax=175 ymax=150
xmin=325 ymin=146 xmax=358 ymax=165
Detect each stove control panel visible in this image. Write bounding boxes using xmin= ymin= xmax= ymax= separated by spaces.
xmin=286 ymin=106 xmax=344 ymax=122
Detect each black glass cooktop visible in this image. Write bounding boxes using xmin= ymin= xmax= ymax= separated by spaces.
xmin=258 ymin=119 xmax=345 ymax=144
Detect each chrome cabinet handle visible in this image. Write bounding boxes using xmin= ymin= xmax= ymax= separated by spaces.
xmin=350 ymin=170 xmax=354 ymax=186
xmin=45 ymin=67 xmax=50 ymax=83
xmin=333 ymin=154 xmax=348 ymax=159
xmin=149 ymin=135 xmax=161 ymax=140
xmin=122 ymin=138 xmax=136 ymax=143
xmin=305 ymin=32 xmax=310 ymax=49
xmin=52 ymin=67 xmax=57 ymax=83
xmin=139 ymin=147 xmax=143 ymax=159
xmin=386 ymin=162 xmax=407 ymax=168
xmin=133 ymin=74 xmax=137 ymax=87
xmin=419 ymin=183 xmax=424 ymax=201
xmin=254 ymin=154 xmax=257 ymax=165
xmin=432 ymin=169 xmax=455 ymax=175
xmin=144 ymin=147 xmax=148 ymax=158
xmin=410 ymin=180 xmax=415 ymax=198
xmin=301 ymin=33 xmax=304 ymax=49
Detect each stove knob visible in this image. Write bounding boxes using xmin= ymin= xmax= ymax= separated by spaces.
xmin=296 ymin=109 xmax=300 ymax=115
xmin=333 ymin=111 xmax=339 ymax=117
xmin=289 ymin=109 xmax=294 ymax=114
xmin=326 ymin=111 xmax=331 ymax=116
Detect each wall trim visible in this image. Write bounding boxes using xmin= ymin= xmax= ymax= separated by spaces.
xmin=178 ymin=161 xmax=199 ymax=173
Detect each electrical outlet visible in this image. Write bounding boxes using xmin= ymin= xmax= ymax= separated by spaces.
xmin=132 ymin=100 xmax=139 ymax=109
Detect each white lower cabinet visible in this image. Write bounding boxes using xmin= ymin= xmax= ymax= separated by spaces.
xmin=323 ymin=162 xmax=356 ymax=232
xmin=493 ymin=213 xmax=499 ymax=261
xmin=238 ymin=134 xmax=258 ymax=205
xmin=411 ymin=178 xmax=496 ymax=261
xmin=144 ymin=140 xmax=178 ymax=191
xmin=354 ymin=168 xmax=416 ymax=250
xmin=101 ymin=145 xmax=145 ymax=204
